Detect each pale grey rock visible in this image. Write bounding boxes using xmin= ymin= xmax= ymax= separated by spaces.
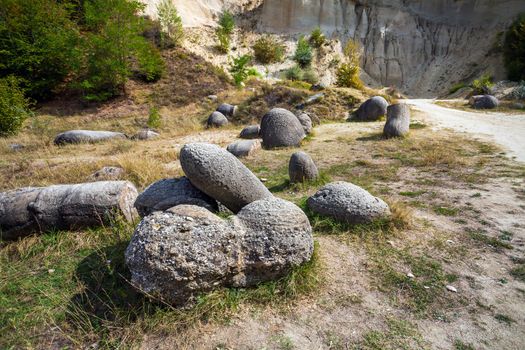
xmin=217 ymin=103 xmax=237 ymax=117
xmin=383 ymin=103 xmax=410 ymax=138
xmin=90 ymin=166 xmax=125 ymax=181
xmin=207 ymin=111 xmax=229 ymax=128
xmin=296 ymin=113 xmax=313 ymax=134
xmin=125 ymin=197 xmax=313 ymax=306
xmin=307 ymin=181 xmax=391 ymax=224
xmin=132 ymin=129 xmax=160 ymax=140
xmin=9 ymin=143 xmax=24 ymax=152
xmin=240 ymin=125 xmax=260 ymax=139
xmin=54 ymin=130 xmax=127 ymax=145
xmin=289 ymin=151 xmax=318 ymax=183
xmin=297 ymin=93 xmax=324 ymax=109
xmin=180 ymin=143 xmax=272 ymax=213
xmin=260 ymin=108 xmax=306 ymax=149
xmin=134 ymin=177 xmax=218 ymax=217
xmin=469 ymin=95 xmax=499 ymax=109
xmin=354 ymin=96 xmax=388 ymax=121
xmin=207 ymin=95 xmax=218 ymax=101
xmin=227 ymin=140 xmax=261 ymax=158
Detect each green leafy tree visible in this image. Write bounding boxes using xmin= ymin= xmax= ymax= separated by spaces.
xmin=0 ymin=76 xmax=31 ymax=136
xmin=336 ymin=39 xmax=363 ymax=89
xmin=293 ymin=36 xmax=313 ymax=68
xmin=309 ymin=27 xmax=326 ymax=48
xmin=229 ymin=55 xmax=259 ymax=87
xmin=252 ymin=35 xmax=285 ymax=64
xmin=156 ymin=0 xmax=184 ymax=48
xmin=216 ymin=11 xmax=235 ymax=53
xmin=471 ymin=74 xmax=494 ymax=95
xmin=147 ymin=105 xmax=161 ymax=128
xmin=504 ymin=14 xmax=525 ymax=81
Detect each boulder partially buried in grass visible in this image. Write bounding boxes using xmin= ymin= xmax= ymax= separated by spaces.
xmin=207 ymin=111 xmax=229 ymax=128
xmin=54 ymin=130 xmax=127 ymax=145
xmin=289 ymin=151 xmax=318 ymax=183
xmin=240 ymin=125 xmax=260 ymax=139
xmin=354 ymin=96 xmax=388 ymax=121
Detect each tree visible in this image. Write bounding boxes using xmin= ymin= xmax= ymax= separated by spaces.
xmin=0 ymin=76 xmax=31 ymax=136
xmin=216 ymin=10 xmax=235 ymax=53
xmin=156 ymin=0 xmax=184 ymax=48
xmin=293 ymin=36 xmax=313 ymax=67
xmin=504 ymin=14 xmax=525 ymax=81
xmin=336 ymin=39 xmax=363 ymax=89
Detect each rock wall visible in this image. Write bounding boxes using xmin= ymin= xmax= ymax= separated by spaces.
xmin=259 ymin=0 xmax=525 ymax=95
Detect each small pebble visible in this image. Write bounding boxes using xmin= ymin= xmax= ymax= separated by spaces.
xmin=407 ymin=273 xmax=415 ymax=279
xmin=260 ymin=178 xmax=268 ymax=182
xmin=48 ymin=269 xmax=55 ymax=274
xmin=424 ymin=286 xmax=430 ymax=289
xmin=446 ymin=285 xmax=458 ymax=293
xmin=446 ymin=240 xmax=455 ymax=244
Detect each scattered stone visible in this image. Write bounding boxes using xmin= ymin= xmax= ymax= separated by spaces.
xmin=297 ymin=93 xmax=325 ymax=109
xmin=89 ymin=166 xmax=125 ymax=181
xmin=0 ymin=181 xmax=138 ymax=239
xmin=289 ymin=151 xmax=319 ymax=183
xmin=424 ymin=286 xmax=430 ymax=289
xmin=446 ymin=285 xmax=458 ymax=293
xmin=260 ymin=177 xmax=268 ymax=182
xmin=207 ymin=111 xmax=229 ymax=128
xmin=217 ymin=103 xmax=237 ymax=117
xmin=469 ymin=95 xmax=499 ymax=109
xmin=296 ymin=113 xmax=313 ymax=134
xmin=311 ymin=83 xmax=327 ymax=91
xmin=260 ymin=108 xmax=306 ymax=149
xmin=48 ymin=269 xmax=55 ymax=274
xmin=446 ymin=240 xmax=455 ymax=245
xmin=240 ymin=125 xmax=261 ymax=139
xmin=134 ymin=177 xmax=218 ymax=217
xmin=307 ymin=181 xmax=391 ymax=224
xmin=227 ymin=140 xmax=261 ymax=158
xmin=132 ymin=129 xmax=159 ymax=140
xmin=207 ymin=95 xmax=218 ymax=102
xmin=54 ymin=130 xmax=127 ymax=145
xmin=9 ymin=143 xmax=24 ymax=152
xmin=125 ymin=197 xmax=314 ymax=306
xmin=383 ymin=103 xmax=410 ymax=138
xmin=407 ymin=273 xmax=415 ymax=279
xmin=180 ymin=143 xmax=272 ymax=213
xmin=354 ymin=96 xmax=388 ymax=121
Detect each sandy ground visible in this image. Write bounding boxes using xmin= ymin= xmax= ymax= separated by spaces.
xmin=406 ymin=99 xmax=525 ymax=163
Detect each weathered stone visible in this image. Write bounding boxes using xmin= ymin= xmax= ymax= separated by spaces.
xmin=134 ymin=177 xmax=218 ymax=217
xmin=54 ymin=130 xmax=127 ymax=145
xmin=297 ymin=93 xmax=325 ymax=109
xmin=180 ymin=143 xmax=272 ymax=213
xmin=89 ymin=166 xmax=125 ymax=181
xmin=217 ymin=103 xmax=237 ymax=117
xmin=132 ymin=129 xmax=160 ymax=140
xmin=9 ymin=143 xmax=24 ymax=152
xmin=260 ymin=108 xmax=306 ymax=149
xmin=296 ymin=113 xmax=313 ymax=134
xmin=307 ymin=181 xmax=391 ymax=224
xmin=240 ymin=125 xmax=261 ymax=139
xmin=354 ymin=96 xmax=388 ymax=121
xmin=469 ymin=95 xmax=499 ymax=109
xmin=125 ymin=197 xmax=313 ymax=306
xmin=207 ymin=95 xmax=218 ymax=101
xmin=383 ymin=103 xmax=410 ymax=138
xmin=227 ymin=140 xmax=261 ymax=158
xmin=0 ymin=181 xmax=138 ymax=239
xmin=207 ymin=111 xmax=229 ymax=128
xmin=289 ymin=151 xmax=318 ymax=183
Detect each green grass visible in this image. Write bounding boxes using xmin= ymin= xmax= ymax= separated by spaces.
xmin=360 ymin=318 xmax=426 ymax=349
xmin=454 ymin=339 xmax=475 ymax=350
xmin=510 ymin=264 xmax=525 ymax=282
xmin=468 ymin=232 xmax=513 ymax=250
xmin=494 ymin=313 xmax=515 ymax=325
xmin=399 ymin=190 xmax=426 ymax=198
xmin=433 ymin=206 xmax=459 ymax=216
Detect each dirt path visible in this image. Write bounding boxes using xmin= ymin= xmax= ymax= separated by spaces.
xmin=405 ymin=99 xmax=525 ymax=162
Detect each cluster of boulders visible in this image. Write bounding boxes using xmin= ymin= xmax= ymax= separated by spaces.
xmin=351 ymin=96 xmax=411 ymax=138
xmin=207 ymin=103 xmax=237 ymax=128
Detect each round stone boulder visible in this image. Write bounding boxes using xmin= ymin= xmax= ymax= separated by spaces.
xmin=132 ymin=129 xmax=159 ymax=140
xmin=383 ymin=103 xmax=410 ymax=138
xmin=289 ymin=152 xmax=318 ymax=183
xmin=296 ymin=113 xmax=313 ymax=134
xmin=180 ymin=143 xmax=272 ymax=213
xmin=227 ymin=140 xmax=261 ymax=158
xmin=260 ymin=108 xmax=306 ymax=149
xmin=354 ymin=96 xmax=388 ymax=121
xmin=240 ymin=125 xmax=260 ymax=139
xmin=307 ymin=181 xmax=391 ymax=224
xmin=207 ymin=111 xmax=228 ymax=128
xmin=469 ymin=95 xmax=499 ymax=109
xmin=54 ymin=130 xmax=127 ymax=145
xmin=134 ymin=177 xmax=218 ymax=217
xmin=217 ymin=103 xmax=237 ymax=117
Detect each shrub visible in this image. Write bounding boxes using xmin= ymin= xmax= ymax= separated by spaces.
xmin=156 ymin=0 xmax=184 ymax=48
xmin=216 ymin=29 xmax=231 ymax=53
xmin=294 ymin=36 xmax=313 ymax=68
xmin=302 ymin=69 xmax=319 ymax=84
xmin=252 ymin=36 xmax=285 ymax=64
xmin=284 ymin=65 xmax=304 ymax=81
xmin=147 ymin=106 xmax=161 ymax=128
xmin=229 ymin=55 xmax=260 ymax=87
xmin=504 ymin=14 xmax=525 ymax=81
xmin=309 ymin=27 xmax=326 ymax=48
xmin=471 ymin=75 xmax=494 ymax=95
xmin=216 ymin=11 xmax=235 ymax=53
xmin=0 ymin=76 xmax=31 ymax=136
xmin=336 ymin=39 xmax=363 ymax=89
xmin=449 ymin=82 xmax=467 ymax=95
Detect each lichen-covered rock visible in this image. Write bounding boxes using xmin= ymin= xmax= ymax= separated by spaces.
xmin=240 ymin=125 xmax=261 ymax=139
xmin=54 ymin=130 xmax=127 ymax=145
xmin=134 ymin=177 xmax=218 ymax=217
xmin=469 ymin=95 xmax=499 ymax=109
xmin=207 ymin=111 xmax=229 ymax=128
xmin=132 ymin=129 xmax=160 ymax=140
xmin=89 ymin=166 xmax=125 ymax=181
xmin=383 ymin=103 xmax=410 ymax=138
xmin=289 ymin=151 xmax=318 ymax=183
xmin=296 ymin=113 xmax=313 ymax=134
xmin=354 ymin=96 xmax=389 ymax=121
xmin=180 ymin=143 xmax=272 ymax=213
xmin=260 ymin=108 xmax=306 ymax=149
xmin=307 ymin=181 xmax=391 ymax=224
xmin=217 ymin=103 xmax=237 ymax=117
xmin=227 ymin=140 xmax=261 ymax=158
xmin=125 ymin=197 xmax=313 ymax=306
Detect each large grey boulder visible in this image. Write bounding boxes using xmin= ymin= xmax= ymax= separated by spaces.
xmin=289 ymin=152 xmax=318 ymax=183
xmin=54 ymin=130 xmax=127 ymax=145
xmin=217 ymin=103 xmax=237 ymax=117
xmin=125 ymin=197 xmax=314 ymax=306
xmin=134 ymin=177 xmax=218 ymax=217
xmin=296 ymin=113 xmax=313 ymax=134
xmin=354 ymin=96 xmax=388 ymax=121
xmin=0 ymin=181 xmax=138 ymax=239
xmin=207 ymin=111 xmax=228 ymax=128
xmin=383 ymin=103 xmax=410 ymax=138
xmin=307 ymin=181 xmax=391 ymax=224
xmin=469 ymin=95 xmax=499 ymax=109
xmin=226 ymin=140 xmax=261 ymax=158
xmin=260 ymin=108 xmax=306 ymax=149
xmin=132 ymin=129 xmax=159 ymax=140
xmin=180 ymin=143 xmax=272 ymax=213
xmin=240 ymin=125 xmax=260 ymax=139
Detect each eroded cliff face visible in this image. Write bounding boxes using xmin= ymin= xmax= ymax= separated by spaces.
xmin=259 ymin=0 xmax=525 ymax=95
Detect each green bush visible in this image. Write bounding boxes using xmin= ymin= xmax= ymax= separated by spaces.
xmin=336 ymin=40 xmax=363 ymax=89
xmin=216 ymin=11 xmax=235 ymax=54
xmin=156 ymin=0 xmax=184 ymax=48
xmin=252 ymin=36 xmax=285 ymax=64
xmin=309 ymin=27 xmax=326 ymax=48
xmin=294 ymin=36 xmax=313 ymax=68
xmin=147 ymin=106 xmax=161 ymax=128
xmin=302 ymin=69 xmax=319 ymax=84
xmin=229 ymin=55 xmax=259 ymax=87
xmin=504 ymin=14 xmax=525 ymax=81
xmin=0 ymin=76 xmax=31 ymax=137
xmin=471 ymin=75 xmax=493 ymax=95
xmin=449 ymin=82 xmax=466 ymax=95
xmin=284 ymin=65 xmax=304 ymax=81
